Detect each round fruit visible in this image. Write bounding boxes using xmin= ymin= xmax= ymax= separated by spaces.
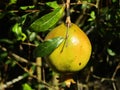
xmin=45 ymin=23 xmax=92 ymax=73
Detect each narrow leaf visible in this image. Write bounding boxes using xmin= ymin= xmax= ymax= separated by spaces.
xmin=20 ymin=14 xmax=29 ymax=25
xmin=107 ymin=48 xmax=116 ymax=56
xmin=46 ymin=1 xmax=60 ymax=9
xmin=33 ymin=37 xmax=64 ymax=57
xmin=10 ymin=0 xmax=17 ymax=4
xmin=12 ymin=23 xmax=26 ymax=41
xmin=29 ymin=6 xmax=65 ymax=32
xmin=112 ymin=0 xmax=116 ymax=3
xmin=0 ymin=39 xmax=14 ymax=44
xmin=90 ymin=11 xmax=96 ymax=19
xmin=22 ymin=83 xmax=32 ymax=90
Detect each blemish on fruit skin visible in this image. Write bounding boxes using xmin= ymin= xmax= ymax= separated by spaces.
xmin=79 ymin=62 xmax=81 ymax=65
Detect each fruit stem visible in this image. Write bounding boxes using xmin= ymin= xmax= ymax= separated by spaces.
xmin=60 ymin=0 xmax=71 ymax=53
xmin=60 ymin=23 xmax=69 ymax=53
xmin=66 ymin=0 xmax=71 ymax=25
xmin=65 ymin=0 xmax=71 ymax=40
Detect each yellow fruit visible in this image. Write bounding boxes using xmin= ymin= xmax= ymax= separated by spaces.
xmin=45 ymin=23 xmax=92 ymax=73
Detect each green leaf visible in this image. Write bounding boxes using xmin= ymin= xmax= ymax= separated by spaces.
xmin=0 ymin=39 xmax=14 ymax=44
xmin=9 ymin=0 xmax=17 ymax=4
xmin=20 ymin=5 xmax=35 ymax=10
xmin=112 ymin=0 xmax=116 ymax=3
xmin=87 ymin=0 xmax=92 ymax=3
xmin=20 ymin=6 xmax=28 ymax=10
xmin=107 ymin=48 xmax=116 ymax=56
xmin=5 ymin=59 xmax=17 ymax=67
xmin=22 ymin=83 xmax=32 ymax=90
xmin=0 ymin=13 xmax=5 ymax=19
xmin=12 ymin=23 xmax=22 ymax=36
xmin=46 ymin=1 xmax=60 ymax=9
xmin=29 ymin=6 xmax=65 ymax=32
xmin=20 ymin=14 xmax=29 ymax=25
xmin=33 ymin=37 xmax=64 ymax=57
xmin=28 ymin=5 xmax=35 ymax=9
xmin=0 ymin=51 xmax=8 ymax=60
xmin=88 ymin=11 xmax=96 ymax=21
xmin=29 ymin=32 xmax=36 ymax=41
xmin=90 ymin=11 xmax=96 ymax=19
xmin=12 ymin=23 xmax=26 ymax=41
xmin=26 ymin=30 xmax=37 ymax=41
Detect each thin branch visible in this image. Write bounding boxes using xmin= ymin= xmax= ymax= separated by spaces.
xmin=111 ymin=62 xmax=120 ymax=90
xmin=36 ymin=57 xmax=42 ymax=90
xmin=22 ymin=42 xmax=37 ymax=47
xmin=92 ymin=62 xmax=120 ymax=90
xmin=66 ymin=0 xmax=71 ymax=25
xmin=112 ymin=62 xmax=120 ymax=79
xmin=112 ymin=82 xmax=117 ymax=90
xmin=0 ymin=45 xmax=58 ymax=90
xmin=16 ymin=60 xmax=57 ymax=90
xmin=0 ymin=45 xmax=38 ymax=66
xmin=0 ymin=73 xmax=29 ymax=89
xmin=0 ymin=9 xmax=40 ymax=13
xmin=92 ymin=74 xmax=116 ymax=82
xmin=0 ymin=1 xmax=97 ymax=13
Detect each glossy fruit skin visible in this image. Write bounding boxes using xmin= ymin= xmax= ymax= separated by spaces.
xmin=45 ymin=23 xmax=92 ymax=73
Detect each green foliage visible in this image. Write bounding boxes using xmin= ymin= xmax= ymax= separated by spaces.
xmin=0 ymin=39 xmax=14 ymax=44
xmin=20 ymin=6 xmax=35 ymax=10
xmin=0 ymin=51 xmax=8 ymax=61
xmin=46 ymin=1 xmax=60 ymax=9
xmin=28 ymin=32 xmax=37 ymax=41
xmin=12 ymin=23 xmax=26 ymax=41
xmin=5 ymin=58 xmax=17 ymax=67
xmin=29 ymin=6 xmax=65 ymax=32
xmin=112 ymin=0 xmax=117 ymax=3
xmin=88 ymin=11 xmax=96 ymax=21
xmin=22 ymin=83 xmax=33 ymax=90
xmin=33 ymin=37 xmax=64 ymax=57
xmin=107 ymin=48 xmax=116 ymax=56
xmin=9 ymin=0 xmax=17 ymax=5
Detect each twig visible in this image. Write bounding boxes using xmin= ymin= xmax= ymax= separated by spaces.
xmin=0 ymin=45 xmax=57 ymax=89
xmin=92 ymin=62 xmax=120 ymax=90
xmin=112 ymin=63 xmax=120 ymax=79
xmin=86 ymin=26 xmax=95 ymax=35
xmin=15 ymin=61 xmax=37 ymax=79
xmin=0 ymin=45 xmax=38 ymax=66
xmin=0 ymin=71 xmax=56 ymax=90
xmin=16 ymin=60 xmax=57 ymax=90
xmin=112 ymin=82 xmax=117 ymax=90
xmin=92 ymin=74 xmax=116 ymax=82
xmin=0 ymin=9 xmax=40 ymax=13
xmin=95 ymin=0 xmax=100 ymax=8
xmin=0 ymin=73 xmax=29 ymax=89
xmin=75 ymin=8 xmax=87 ymax=26
xmin=111 ymin=62 xmax=120 ymax=90
xmin=51 ymin=73 xmax=59 ymax=90
xmin=36 ymin=57 xmax=42 ymax=90
xmin=11 ymin=53 xmax=39 ymax=66
xmin=22 ymin=42 xmax=37 ymax=47
xmin=66 ymin=0 xmax=71 ymax=25
xmin=0 ymin=1 xmax=98 ymax=14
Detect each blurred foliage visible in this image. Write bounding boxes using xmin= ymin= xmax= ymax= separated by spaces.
xmin=0 ymin=0 xmax=120 ymax=90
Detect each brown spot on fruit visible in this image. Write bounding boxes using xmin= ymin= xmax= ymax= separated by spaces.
xmin=79 ymin=62 xmax=81 ymax=65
